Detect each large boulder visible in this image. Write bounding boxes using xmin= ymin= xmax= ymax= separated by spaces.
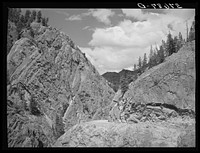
xmin=123 ymin=41 xmax=195 ymax=111
xmin=7 ymin=24 xmax=115 ymax=147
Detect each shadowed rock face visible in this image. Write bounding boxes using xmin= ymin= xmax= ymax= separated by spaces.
xmin=7 ymin=23 xmax=115 ymax=147
xmin=123 ymin=41 xmax=195 ymax=112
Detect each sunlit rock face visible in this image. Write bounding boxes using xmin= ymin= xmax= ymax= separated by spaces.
xmin=7 ymin=23 xmax=115 ymax=147
xmin=123 ymin=41 xmax=195 ymax=112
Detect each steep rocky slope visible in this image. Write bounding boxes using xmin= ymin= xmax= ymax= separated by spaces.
xmin=123 ymin=41 xmax=195 ymax=112
xmin=7 ymin=22 xmax=115 ymax=147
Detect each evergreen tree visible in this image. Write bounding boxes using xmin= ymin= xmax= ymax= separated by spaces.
xmin=148 ymin=45 xmax=153 ymax=68
xmin=157 ymin=46 xmax=165 ymax=63
xmin=42 ymin=17 xmax=46 ymax=26
xmin=24 ymin=10 xmax=31 ymax=26
xmin=133 ymin=64 xmax=137 ymax=71
xmin=45 ymin=17 xmax=49 ymax=26
xmin=138 ymin=56 xmax=142 ymax=69
xmin=188 ymin=20 xmax=195 ymax=41
xmin=31 ymin=10 xmax=37 ymax=22
xmin=161 ymin=40 xmax=167 ymax=57
xmin=166 ymin=32 xmax=176 ymax=56
xmin=186 ymin=21 xmax=189 ymax=42
xmin=142 ymin=53 xmax=147 ymax=67
xmin=8 ymin=8 xmax=21 ymax=24
xmin=16 ymin=15 xmax=25 ymax=37
xmin=151 ymin=50 xmax=157 ymax=67
xmin=173 ymin=36 xmax=179 ymax=53
xmin=177 ymin=32 xmax=184 ymax=51
xmin=37 ymin=11 xmax=42 ymax=23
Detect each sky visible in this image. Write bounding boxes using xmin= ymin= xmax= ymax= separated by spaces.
xmin=22 ymin=8 xmax=195 ymax=75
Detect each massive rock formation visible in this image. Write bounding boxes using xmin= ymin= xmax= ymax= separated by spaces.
xmin=7 ymin=22 xmax=115 ymax=147
xmin=123 ymin=41 xmax=195 ymax=112
xmin=54 ymin=41 xmax=196 ymax=148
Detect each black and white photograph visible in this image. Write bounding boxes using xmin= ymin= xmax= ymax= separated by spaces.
xmin=5 ymin=3 xmax=196 ymax=148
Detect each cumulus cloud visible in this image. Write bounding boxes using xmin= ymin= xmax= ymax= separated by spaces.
xmin=64 ymin=9 xmax=115 ymax=25
xmin=88 ymin=9 xmax=115 ymax=25
xmin=79 ymin=9 xmax=195 ymax=74
xmin=65 ymin=14 xmax=82 ymax=21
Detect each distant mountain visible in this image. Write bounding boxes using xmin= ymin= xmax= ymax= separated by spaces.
xmin=102 ymin=69 xmax=141 ymax=92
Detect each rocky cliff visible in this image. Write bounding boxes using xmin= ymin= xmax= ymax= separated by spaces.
xmin=54 ymin=41 xmax=195 ymax=147
xmin=7 ymin=22 xmax=115 ymax=147
xmin=122 ymin=40 xmax=195 ymax=112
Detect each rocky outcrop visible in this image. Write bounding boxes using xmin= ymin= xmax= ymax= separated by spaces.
xmin=123 ymin=41 xmax=195 ymax=112
xmin=7 ymin=22 xmax=115 ymax=147
xmin=54 ymin=119 xmax=195 ymax=147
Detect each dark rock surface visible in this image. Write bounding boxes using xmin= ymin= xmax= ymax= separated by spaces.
xmin=102 ymin=69 xmax=140 ymax=92
xmin=7 ymin=23 xmax=115 ymax=147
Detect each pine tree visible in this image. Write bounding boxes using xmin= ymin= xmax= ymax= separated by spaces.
xmin=45 ymin=17 xmax=49 ymax=26
xmin=151 ymin=50 xmax=157 ymax=67
xmin=8 ymin=8 xmax=21 ymax=24
xmin=188 ymin=20 xmax=195 ymax=41
xmin=37 ymin=11 xmax=42 ymax=23
xmin=166 ymin=32 xmax=176 ymax=56
xmin=142 ymin=53 xmax=147 ymax=67
xmin=138 ymin=56 xmax=142 ymax=69
xmin=133 ymin=64 xmax=137 ymax=71
xmin=16 ymin=15 xmax=25 ymax=37
xmin=31 ymin=10 xmax=37 ymax=22
xmin=177 ymin=32 xmax=184 ymax=51
xmin=158 ymin=45 xmax=165 ymax=63
xmin=186 ymin=21 xmax=189 ymax=42
xmin=24 ymin=10 xmax=31 ymax=26
xmin=173 ymin=36 xmax=179 ymax=53
xmin=148 ymin=45 xmax=153 ymax=68
xmin=42 ymin=17 xmax=46 ymax=26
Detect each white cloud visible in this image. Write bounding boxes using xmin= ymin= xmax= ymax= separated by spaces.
xmin=122 ymin=9 xmax=160 ymax=21
xmin=54 ymin=10 xmax=69 ymax=16
xmin=79 ymin=9 xmax=195 ymax=74
xmin=88 ymin=9 xmax=115 ymax=25
xmin=63 ymin=9 xmax=115 ymax=25
xmin=65 ymin=14 xmax=82 ymax=21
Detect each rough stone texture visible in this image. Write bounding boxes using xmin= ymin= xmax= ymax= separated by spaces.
xmin=7 ymin=23 xmax=115 ymax=147
xmin=123 ymin=41 xmax=195 ymax=111
xmin=7 ymin=20 xmax=18 ymax=55
xmin=177 ymin=124 xmax=195 ymax=147
xmin=54 ymin=118 xmax=195 ymax=147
